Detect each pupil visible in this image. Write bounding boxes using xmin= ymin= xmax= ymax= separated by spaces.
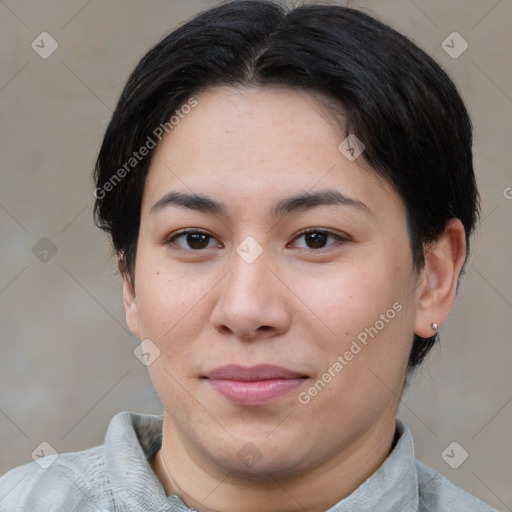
xmin=188 ymin=233 xmax=208 ymax=249
xmin=305 ymin=232 xmax=327 ymax=248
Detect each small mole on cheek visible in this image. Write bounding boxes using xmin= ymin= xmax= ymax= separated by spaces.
xmin=156 ymin=271 xmax=160 ymax=275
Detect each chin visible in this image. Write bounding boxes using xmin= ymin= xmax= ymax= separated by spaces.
xmin=206 ymin=436 xmax=317 ymax=481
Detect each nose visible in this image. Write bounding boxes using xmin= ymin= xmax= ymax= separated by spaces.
xmin=210 ymin=248 xmax=292 ymax=341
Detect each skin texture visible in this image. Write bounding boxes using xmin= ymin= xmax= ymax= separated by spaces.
xmin=120 ymin=86 xmax=466 ymax=512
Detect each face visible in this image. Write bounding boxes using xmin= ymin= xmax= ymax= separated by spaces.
xmin=124 ymin=86 xmax=421 ymax=478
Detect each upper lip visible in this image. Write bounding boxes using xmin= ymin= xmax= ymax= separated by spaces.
xmin=204 ymin=364 xmax=307 ymax=381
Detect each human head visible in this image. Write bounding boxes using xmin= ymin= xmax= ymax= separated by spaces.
xmin=92 ymin=4 xmax=477 ymax=502
xmin=93 ymin=1 xmax=478 ymax=375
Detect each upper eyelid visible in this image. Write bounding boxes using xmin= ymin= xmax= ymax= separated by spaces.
xmin=296 ymin=228 xmax=345 ymax=238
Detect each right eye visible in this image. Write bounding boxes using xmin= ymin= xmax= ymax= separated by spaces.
xmin=166 ymin=230 xmax=222 ymax=251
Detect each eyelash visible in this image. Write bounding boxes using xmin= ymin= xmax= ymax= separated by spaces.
xmin=165 ymin=228 xmax=347 ymax=252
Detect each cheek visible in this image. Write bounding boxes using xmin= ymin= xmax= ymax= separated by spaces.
xmin=293 ymin=254 xmax=414 ymax=396
xmin=134 ymin=270 xmax=185 ymax=342
xmin=134 ymin=260 xmax=218 ymax=356
xmin=288 ymin=259 xmax=400 ymax=344
xmin=135 ymin=271 xmax=206 ymax=397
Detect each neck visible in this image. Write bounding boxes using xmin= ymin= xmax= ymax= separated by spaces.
xmin=151 ymin=411 xmax=398 ymax=512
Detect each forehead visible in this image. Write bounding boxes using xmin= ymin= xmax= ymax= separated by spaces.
xmin=142 ymin=86 xmax=401 ymax=219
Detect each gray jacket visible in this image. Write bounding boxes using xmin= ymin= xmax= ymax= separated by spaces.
xmin=0 ymin=412 xmax=496 ymax=511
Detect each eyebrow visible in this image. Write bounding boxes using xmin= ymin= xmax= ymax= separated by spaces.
xmin=149 ymin=188 xmax=373 ymax=218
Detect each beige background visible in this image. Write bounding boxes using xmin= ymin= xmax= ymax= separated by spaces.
xmin=0 ymin=0 xmax=510 ymax=509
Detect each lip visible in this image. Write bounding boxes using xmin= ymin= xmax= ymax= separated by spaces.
xmin=204 ymin=364 xmax=307 ymax=406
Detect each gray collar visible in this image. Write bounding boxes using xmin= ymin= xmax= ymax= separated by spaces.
xmin=105 ymin=412 xmax=418 ymax=511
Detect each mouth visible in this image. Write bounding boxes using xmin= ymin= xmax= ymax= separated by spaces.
xmin=203 ymin=364 xmax=308 ymax=406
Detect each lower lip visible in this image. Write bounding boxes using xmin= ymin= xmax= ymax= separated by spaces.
xmin=207 ymin=378 xmax=305 ymax=406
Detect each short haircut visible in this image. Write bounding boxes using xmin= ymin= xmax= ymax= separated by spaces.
xmin=93 ymin=0 xmax=479 ymax=372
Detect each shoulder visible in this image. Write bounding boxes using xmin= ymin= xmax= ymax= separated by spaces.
xmin=0 ymin=411 xmax=162 ymax=512
xmin=0 ymin=444 xmax=110 ymax=512
xmin=416 ymin=460 xmax=497 ymax=511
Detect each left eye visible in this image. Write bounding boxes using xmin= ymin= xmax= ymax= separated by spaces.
xmin=168 ymin=231 xmax=221 ymax=250
xmin=290 ymin=230 xmax=343 ymax=250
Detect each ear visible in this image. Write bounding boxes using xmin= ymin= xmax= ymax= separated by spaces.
xmin=414 ymin=218 xmax=467 ymax=337
xmin=118 ymin=257 xmax=141 ymax=339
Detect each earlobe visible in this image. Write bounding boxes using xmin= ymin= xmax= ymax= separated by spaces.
xmin=414 ymin=218 xmax=467 ymax=338
xmin=119 ymin=258 xmax=141 ymax=339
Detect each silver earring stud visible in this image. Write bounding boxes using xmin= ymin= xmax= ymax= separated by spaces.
xmin=431 ymin=323 xmax=438 ymax=333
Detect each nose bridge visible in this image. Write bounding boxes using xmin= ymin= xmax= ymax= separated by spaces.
xmin=211 ymin=239 xmax=289 ymax=338
xmin=226 ymin=241 xmax=272 ymax=303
